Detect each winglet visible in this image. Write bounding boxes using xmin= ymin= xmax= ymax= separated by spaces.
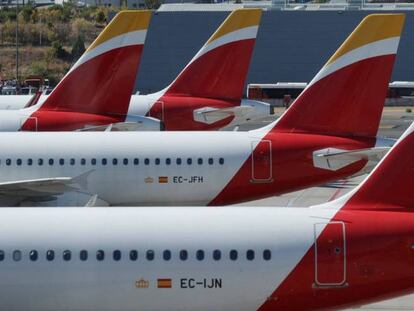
xmin=163 ymin=8 xmax=262 ymax=100
xmin=34 ymin=10 xmax=152 ymax=116
xmin=272 ymin=14 xmax=405 ymax=138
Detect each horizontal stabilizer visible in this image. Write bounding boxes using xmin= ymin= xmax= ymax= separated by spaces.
xmin=193 ymin=106 xmax=253 ymax=124
xmin=313 ymin=146 xmax=391 ymax=171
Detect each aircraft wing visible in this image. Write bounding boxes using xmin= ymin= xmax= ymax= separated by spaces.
xmin=0 ymin=171 xmax=98 ymax=206
xmin=193 ymin=106 xmax=253 ymax=124
xmin=313 ymin=147 xmax=391 ymax=171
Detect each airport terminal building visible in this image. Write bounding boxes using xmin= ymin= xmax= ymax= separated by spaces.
xmin=134 ymin=4 xmax=414 ymax=95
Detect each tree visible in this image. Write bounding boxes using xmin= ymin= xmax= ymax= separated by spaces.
xmin=49 ymin=40 xmax=68 ymax=59
xmin=71 ymin=35 xmax=85 ymax=61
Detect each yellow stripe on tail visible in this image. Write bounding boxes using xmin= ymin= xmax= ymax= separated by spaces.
xmin=87 ymin=10 xmax=152 ymax=52
xmin=206 ymin=8 xmax=262 ymax=45
xmin=327 ymin=14 xmax=405 ymax=65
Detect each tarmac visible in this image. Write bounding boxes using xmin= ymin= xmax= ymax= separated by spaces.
xmin=232 ymin=107 xmax=414 ymax=311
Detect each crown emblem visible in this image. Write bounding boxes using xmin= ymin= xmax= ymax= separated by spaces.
xmin=135 ymin=278 xmax=150 ymax=288
xmin=144 ymin=177 xmax=154 ymax=184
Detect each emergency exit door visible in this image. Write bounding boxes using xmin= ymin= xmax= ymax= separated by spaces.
xmin=251 ymin=140 xmax=272 ymax=183
xmin=314 ymin=222 xmax=346 ymax=286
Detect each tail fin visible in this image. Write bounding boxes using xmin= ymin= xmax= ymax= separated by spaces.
xmin=273 ymin=14 xmax=405 ymax=138
xmin=38 ymin=10 xmax=152 ymax=115
xmin=329 ymin=121 xmax=414 ymax=211
xmin=163 ymin=8 xmax=262 ymax=100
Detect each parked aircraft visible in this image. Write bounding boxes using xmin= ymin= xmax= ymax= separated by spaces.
xmin=1 ymin=82 xmax=414 ymax=311
xmin=0 ymin=9 xmax=270 ymax=131
xmin=0 ymin=14 xmax=402 ymax=206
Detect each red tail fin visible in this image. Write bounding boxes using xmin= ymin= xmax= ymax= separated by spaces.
xmin=164 ymin=9 xmax=262 ymax=100
xmin=336 ymin=121 xmax=414 ymax=210
xmin=273 ymin=14 xmax=405 ymax=138
xmin=38 ymin=10 xmax=152 ymax=116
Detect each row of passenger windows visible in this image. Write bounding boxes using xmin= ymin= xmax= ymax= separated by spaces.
xmin=0 ymin=249 xmax=271 ymax=262
xmin=0 ymin=157 xmax=225 ymax=166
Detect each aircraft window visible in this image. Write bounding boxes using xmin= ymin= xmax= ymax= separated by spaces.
xmin=48 ymin=158 xmax=54 ymax=165
xmin=6 ymin=159 xmax=11 ymax=166
xmin=179 ymin=250 xmax=188 ymax=261
xmin=46 ymin=250 xmax=55 ymax=261
xmin=187 ymin=158 xmax=192 ymax=165
xmin=155 ymin=158 xmax=160 ymax=165
xmin=197 ymin=158 xmax=203 ymax=165
xmin=263 ymin=249 xmax=271 ymax=261
xmin=27 ymin=159 xmax=33 ymax=166
xmin=91 ymin=158 xmax=96 ymax=165
xmin=144 ymin=158 xmax=150 ymax=165
xmin=63 ymin=250 xmax=71 ymax=261
xmin=102 ymin=159 xmax=107 ymax=166
xmin=166 ymin=158 xmax=171 ymax=165
xmin=113 ymin=250 xmax=121 ymax=261
xmin=96 ymin=250 xmax=105 ymax=261
xmin=59 ymin=159 xmax=64 ymax=165
xmin=81 ymin=158 xmax=86 ymax=165
xmin=213 ymin=250 xmax=221 ymax=261
xmin=129 ymin=250 xmax=138 ymax=261
xmin=246 ymin=250 xmax=255 ymax=261
xmin=0 ymin=250 xmax=4 ymax=261
xmin=13 ymin=250 xmax=21 ymax=261
xmin=112 ymin=158 xmax=118 ymax=165
xmin=29 ymin=250 xmax=38 ymax=261
xmin=17 ymin=159 xmax=22 ymax=166
xmin=70 ymin=158 xmax=75 ymax=165
xmin=230 ymin=250 xmax=238 ymax=261
xmin=219 ymin=158 xmax=224 ymax=165
xmin=133 ymin=158 xmax=139 ymax=165
xmin=38 ymin=159 xmax=43 ymax=166
xmin=123 ymin=158 xmax=128 ymax=165
xmin=208 ymin=158 xmax=213 ymax=165
xmin=146 ymin=250 xmax=154 ymax=261
xmin=196 ymin=250 xmax=204 ymax=261
xmin=176 ymin=158 xmax=182 ymax=165
xmin=80 ymin=250 xmax=88 ymax=261
xmin=163 ymin=250 xmax=171 ymax=261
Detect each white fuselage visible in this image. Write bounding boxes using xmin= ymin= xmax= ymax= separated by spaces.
xmin=0 ymin=206 xmax=336 ymax=311
xmin=0 ymin=131 xmax=262 ymax=206
xmin=0 ymin=94 xmax=270 ymax=131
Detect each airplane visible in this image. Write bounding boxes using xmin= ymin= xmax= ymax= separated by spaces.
xmin=0 ymin=14 xmax=403 ymax=207
xmin=1 ymin=78 xmax=414 ymax=311
xmin=0 ymin=9 xmax=271 ymax=131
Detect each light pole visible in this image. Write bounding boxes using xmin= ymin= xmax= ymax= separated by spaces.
xmin=15 ymin=0 xmax=19 ymax=85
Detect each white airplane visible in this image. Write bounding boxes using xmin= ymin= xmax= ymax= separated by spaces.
xmin=0 ymin=9 xmax=270 ymax=131
xmin=0 ymin=14 xmax=403 ymax=207
xmin=1 ymin=83 xmax=414 ymax=311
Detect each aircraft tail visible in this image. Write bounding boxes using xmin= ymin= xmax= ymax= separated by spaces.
xmin=326 ymin=121 xmax=414 ymax=211
xmin=38 ymin=10 xmax=152 ymax=116
xmin=163 ymin=8 xmax=262 ymax=100
xmin=272 ymin=14 xmax=405 ymax=138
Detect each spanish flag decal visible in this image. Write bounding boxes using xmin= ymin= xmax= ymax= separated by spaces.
xmin=158 ymin=176 xmax=169 ymax=184
xmin=157 ymin=278 xmax=172 ymax=288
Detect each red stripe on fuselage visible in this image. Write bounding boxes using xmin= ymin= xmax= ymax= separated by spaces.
xmin=258 ymin=210 xmax=414 ymax=311
xmin=209 ymin=133 xmax=375 ymax=205
xmin=148 ymin=96 xmax=238 ymax=131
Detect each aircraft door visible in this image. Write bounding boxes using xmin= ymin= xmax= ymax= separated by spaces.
xmin=251 ymin=140 xmax=272 ymax=183
xmin=149 ymin=101 xmax=164 ymax=121
xmin=314 ymin=222 xmax=346 ymax=287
